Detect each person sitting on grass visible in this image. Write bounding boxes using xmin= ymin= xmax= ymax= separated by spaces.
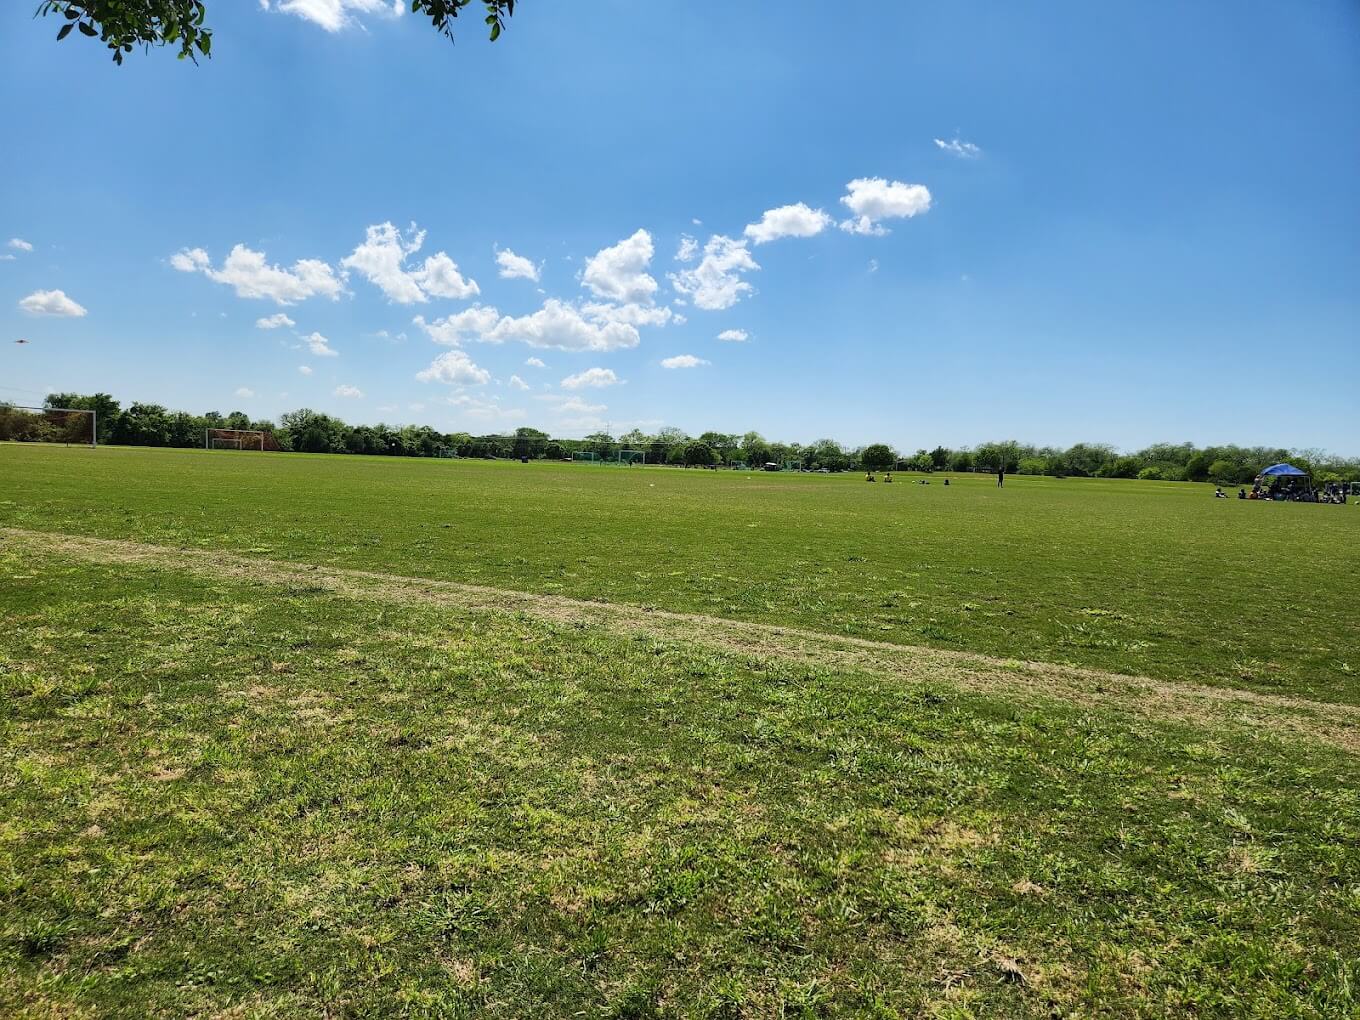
xmin=884 ymin=472 xmax=892 ymax=483
xmin=865 ymin=471 xmax=876 ymax=482
xmin=1214 ymin=487 xmax=1227 ymax=498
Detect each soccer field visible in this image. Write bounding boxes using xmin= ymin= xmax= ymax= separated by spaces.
xmin=3 ymin=444 xmax=1358 ymax=701
xmin=2 ymin=444 xmax=1359 ymax=1017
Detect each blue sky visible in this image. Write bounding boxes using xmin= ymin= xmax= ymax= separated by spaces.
xmin=2 ymin=1 xmax=1357 ymax=452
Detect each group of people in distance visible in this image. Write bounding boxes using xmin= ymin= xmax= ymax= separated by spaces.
xmin=1214 ymin=479 xmax=1351 ymax=504
xmin=863 ymin=470 xmax=957 ymax=486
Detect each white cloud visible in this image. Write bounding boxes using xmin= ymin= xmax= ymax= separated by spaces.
xmin=868 ymin=258 xmax=880 ymax=273
xmin=668 ymin=235 xmax=759 ymax=311
xmin=496 ymin=248 xmax=540 ymax=282
xmin=173 ymin=244 xmax=344 ymax=304
xmin=235 ymin=387 xmax=257 ymax=398
xmin=484 ymin=299 xmax=639 ymax=351
xmin=412 ymin=305 xmax=502 ymax=346
xmin=508 ymin=374 xmax=530 ymax=391
xmin=557 ymin=396 xmax=606 ymax=415
xmin=303 ymin=331 xmax=338 ymax=357
xmin=675 ymin=235 xmax=699 ymax=262
xmin=934 ymin=136 xmax=981 ymax=158
xmin=717 ymin=328 xmax=748 ymax=342
xmin=839 ymin=178 xmax=932 ymax=235
xmin=581 ymin=229 xmax=657 ymax=304
xmin=661 ymin=354 xmax=709 ymax=369
xmin=744 ymin=202 xmax=832 ymax=244
xmin=0 ymin=255 xmax=13 ymax=261
xmin=447 ymin=393 xmax=523 ymax=421
xmin=256 ymin=312 xmax=296 ymax=329
xmin=525 ymin=357 xmax=546 ymax=368
xmin=334 ymin=384 xmax=363 ymax=398
xmin=18 ymin=289 xmax=87 ymax=317
xmin=8 ymin=238 xmax=33 ymax=252
xmin=298 ymin=365 xmax=313 ymax=375
xmin=560 ymin=367 xmax=621 ymax=390
xmin=416 ymin=350 xmax=492 ymax=386
xmin=581 ymin=301 xmax=673 ymax=328
xmin=342 ymin=222 xmax=479 ymax=304
xmin=264 ymin=0 xmax=398 ymax=33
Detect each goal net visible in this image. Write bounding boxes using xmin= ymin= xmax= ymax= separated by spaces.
xmin=618 ymin=449 xmax=645 ymax=465
xmin=0 ymin=405 xmax=96 ymax=447
xmin=205 ymin=428 xmax=273 ymax=451
xmin=572 ymin=451 xmax=602 ymax=463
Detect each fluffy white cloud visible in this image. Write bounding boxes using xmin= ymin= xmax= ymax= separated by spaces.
xmin=496 ymin=248 xmax=540 ymax=281
xmin=744 ymin=202 xmax=832 ymax=244
xmin=525 ymin=357 xmax=546 ymax=368
xmin=341 ymin=222 xmax=479 ymax=304
xmin=446 ymin=394 xmax=524 ymax=421
xmin=298 ymin=365 xmax=313 ymax=375
xmin=668 ymin=235 xmax=759 ymax=311
xmin=717 ymin=328 xmax=748 ymax=342
xmin=560 ymin=367 xmax=621 ymax=390
xmin=485 ymin=299 xmax=640 ymax=351
xmin=18 ymin=289 xmax=87 ymax=317
xmin=235 ymin=387 xmax=257 ymax=398
xmin=256 ymin=312 xmax=296 ymax=329
xmin=839 ymin=178 xmax=932 ymax=235
xmin=581 ymin=229 xmax=658 ymax=304
xmin=263 ymin=0 xmax=397 ymax=33
xmin=661 ymin=354 xmax=709 ymax=369
xmin=8 ymin=238 xmax=33 ymax=252
xmin=557 ymin=396 xmax=606 ymax=415
xmin=334 ymin=384 xmax=363 ymax=398
xmin=934 ymin=137 xmax=981 ymax=158
xmin=303 ymin=331 xmax=338 ymax=357
xmin=412 ymin=305 xmax=500 ymax=345
xmin=581 ymin=301 xmax=673 ymax=328
xmin=416 ymin=350 xmax=492 ymax=386
xmin=508 ymin=374 xmax=530 ymax=391
xmin=173 ymin=244 xmax=344 ymax=304
xmin=675 ymin=235 xmax=699 ymax=262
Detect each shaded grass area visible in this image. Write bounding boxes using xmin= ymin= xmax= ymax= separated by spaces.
xmin=1 ymin=445 xmax=1358 ymax=704
xmin=2 ymin=549 xmax=1358 ymax=1017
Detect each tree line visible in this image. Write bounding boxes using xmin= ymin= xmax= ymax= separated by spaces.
xmin=6 ymin=393 xmax=1357 ymax=484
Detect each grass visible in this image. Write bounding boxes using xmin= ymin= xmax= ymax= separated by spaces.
xmin=2 ymin=547 xmax=1357 ymax=1017
xmin=1 ymin=444 xmax=1357 ymax=703
xmin=1 ymin=444 xmax=1358 ymax=1016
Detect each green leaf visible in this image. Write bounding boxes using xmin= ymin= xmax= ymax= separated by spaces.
xmin=77 ymin=20 xmax=97 ymax=37
xmin=56 ymin=22 xmax=73 ymax=40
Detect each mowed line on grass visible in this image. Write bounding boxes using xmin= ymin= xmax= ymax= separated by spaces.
xmin=7 ymin=525 xmax=1358 ymax=755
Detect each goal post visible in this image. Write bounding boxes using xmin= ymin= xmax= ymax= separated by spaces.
xmin=618 ymin=449 xmax=645 ymax=465
xmin=0 ymin=405 xmax=96 ymax=447
xmin=205 ymin=428 xmax=270 ymax=451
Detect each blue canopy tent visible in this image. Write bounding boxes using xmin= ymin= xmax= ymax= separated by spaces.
xmin=1254 ymin=463 xmax=1314 ymax=500
xmin=1258 ymin=463 xmax=1309 ymax=477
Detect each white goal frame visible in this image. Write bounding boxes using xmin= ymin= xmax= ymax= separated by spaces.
xmin=618 ymin=449 xmax=646 ymax=465
xmin=205 ymin=428 xmax=266 ymax=451
xmin=1 ymin=405 xmax=97 ymax=448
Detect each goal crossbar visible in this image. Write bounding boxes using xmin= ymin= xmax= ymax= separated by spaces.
xmin=205 ymin=428 xmax=267 ymax=451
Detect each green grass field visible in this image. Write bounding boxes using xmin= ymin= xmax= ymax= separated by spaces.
xmin=2 ymin=444 xmax=1358 ymax=1017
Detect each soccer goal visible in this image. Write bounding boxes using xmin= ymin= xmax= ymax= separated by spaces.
xmin=0 ymin=405 xmax=96 ymax=447
xmin=205 ymin=428 xmax=269 ymax=451
xmin=618 ymin=449 xmax=646 ymax=465
xmin=572 ymin=451 xmax=602 ymax=463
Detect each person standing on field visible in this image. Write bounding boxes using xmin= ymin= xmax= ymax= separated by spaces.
xmin=997 ymin=466 xmax=1005 ymax=487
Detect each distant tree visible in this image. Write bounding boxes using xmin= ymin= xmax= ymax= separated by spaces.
xmin=1137 ymin=466 xmax=1163 ymax=480
xmin=36 ymin=0 xmax=517 ymax=64
xmin=861 ymin=443 xmax=894 ymax=470
xmin=513 ymin=426 xmax=549 ymax=459
xmin=1183 ymin=452 xmax=1212 ymax=483
xmin=45 ymin=392 xmax=120 ymax=443
xmin=683 ymin=441 xmax=716 ymax=467
xmin=543 ymin=441 xmax=565 ymax=461
xmin=948 ymin=449 xmax=975 ymax=472
xmin=1208 ymin=458 xmax=1238 ymax=484
xmin=1018 ymin=456 xmax=1048 ymax=476
xmin=929 ymin=446 xmax=950 ymax=471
